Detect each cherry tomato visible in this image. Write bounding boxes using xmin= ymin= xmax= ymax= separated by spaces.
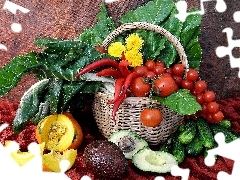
xmin=133 ymin=65 xmax=148 ymax=77
xmin=130 ymin=77 xmax=151 ymax=97
xmin=195 ymin=80 xmax=207 ymax=93
xmin=196 ymin=93 xmax=205 ymax=104
xmin=181 ymin=79 xmax=194 ymax=90
xmin=186 ymin=69 xmax=199 ymax=81
xmin=145 ymin=60 xmax=155 ymax=71
xmin=203 ymin=90 xmax=216 ymax=102
xmin=165 ymin=67 xmax=174 ymax=75
xmin=173 ymin=63 xmax=185 ymax=76
xmin=206 ymin=101 xmax=219 ymax=113
xmin=172 ymin=75 xmax=183 ymax=86
xmin=212 ymin=111 xmax=224 ymax=122
xmin=201 ymin=103 xmax=208 ymax=114
xmin=154 ymin=76 xmax=178 ymax=97
xmin=140 ymin=108 xmax=162 ymax=127
xmin=143 ymin=71 xmax=156 ymax=79
xmin=153 ymin=65 xmax=165 ymax=75
xmin=155 ymin=61 xmax=165 ymax=67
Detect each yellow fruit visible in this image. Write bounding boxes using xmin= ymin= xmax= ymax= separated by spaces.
xmin=36 ymin=113 xmax=83 ymax=151
xmin=5 ymin=141 xmax=45 ymax=167
xmin=42 ymin=149 xmax=77 ymax=172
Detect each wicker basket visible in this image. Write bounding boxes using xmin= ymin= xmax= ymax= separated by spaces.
xmin=92 ymin=22 xmax=188 ymax=145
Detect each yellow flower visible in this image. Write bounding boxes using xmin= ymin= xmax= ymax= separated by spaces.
xmin=107 ymin=42 xmax=126 ymax=58
xmin=125 ymin=33 xmax=144 ymax=51
xmin=124 ymin=50 xmax=143 ymax=67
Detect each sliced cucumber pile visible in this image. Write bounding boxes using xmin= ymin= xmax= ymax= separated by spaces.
xmin=160 ymin=118 xmax=239 ymax=164
xmin=108 ymin=130 xmax=148 ymax=159
xmin=132 ymin=147 xmax=177 ymax=173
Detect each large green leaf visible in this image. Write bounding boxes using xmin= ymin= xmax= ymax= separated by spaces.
xmin=0 ymin=52 xmax=39 ymax=97
xmin=119 ymin=0 xmax=174 ymax=24
xmin=13 ymin=79 xmax=49 ymax=133
xmin=77 ymin=2 xmax=116 ymax=46
xmin=154 ymin=89 xmax=201 ymax=115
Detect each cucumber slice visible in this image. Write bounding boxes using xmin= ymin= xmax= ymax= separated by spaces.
xmin=108 ymin=130 xmax=148 ymax=159
xmin=132 ymin=147 xmax=177 ymax=173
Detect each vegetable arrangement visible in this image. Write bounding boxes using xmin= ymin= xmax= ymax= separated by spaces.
xmin=0 ymin=0 xmax=239 ymax=176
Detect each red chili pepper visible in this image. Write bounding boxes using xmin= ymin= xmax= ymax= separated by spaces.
xmin=108 ymin=78 xmax=125 ymax=104
xmin=75 ymin=59 xmax=120 ymax=78
xmin=122 ymin=72 xmax=139 ymax=94
xmin=96 ymin=68 xmax=124 ymax=79
xmin=112 ymin=92 xmax=126 ymax=123
xmin=119 ymin=60 xmax=131 ymax=77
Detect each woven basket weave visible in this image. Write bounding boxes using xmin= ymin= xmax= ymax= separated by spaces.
xmin=92 ymin=22 xmax=188 ymax=145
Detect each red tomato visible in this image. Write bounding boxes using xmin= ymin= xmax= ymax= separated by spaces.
xmin=133 ymin=66 xmax=148 ymax=77
xmin=145 ymin=60 xmax=155 ymax=71
xmin=195 ymin=80 xmax=207 ymax=93
xmin=186 ymin=69 xmax=199 ymax=81
xmin=181 ymin=79 xmax=194 ymax=90
xmin=153 ymin=65 xmax=165 ymax=75
xmin=140 ymin=108 xmax=162 ymax=127
xmin=130 ymin=77 xmax=151 ymax=97
xmin=154 ymin=76 xmax=178 ymax=97
xmin=203 ymin=90 xmax=216 ymax=102
xmin=206 ymin=101 xmax=220 ymax=113
xmin=173 ymin=64 xmax=185 ymax=76
xmin=143 ymin=71 xmax=156 ymax=79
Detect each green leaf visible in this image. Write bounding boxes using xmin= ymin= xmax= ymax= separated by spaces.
xmin=31 ymin=101 xmax=50 ymax=124
xmin=119 ymin=0 xmax=174 ymax=24
xmin=77 ymin=2 xmax=116 ymax=46
xmin=0 ymin=52 xmax=39 ymax=97
xmin=154 ymin=89 xmax=201 ymax=115
xmin=47 ymin=78 xmax=63 ymax=114
xmin=13 ymin=79 xmax=49 ymax=133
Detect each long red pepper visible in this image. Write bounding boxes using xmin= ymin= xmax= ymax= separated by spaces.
xmin=119 ymin=60 xmax=131 ymax=77
xmin=96 ymin=68 xmax=124 ymax=79
xmin=112 ymin=92 xmax=127 ymax=123
xmin=75 ymin=59 xmax=120 ymax=78
xmin=108 ymin=78 xmax=125 ymax=104
xmin=122 ymin=72 xmax=139 ymax=95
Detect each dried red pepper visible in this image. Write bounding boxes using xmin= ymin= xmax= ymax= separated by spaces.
xmin=75 ymin=59 xmax=120 ymax=78
xmin=96 ymin=68 xmax=124 ymax=79
xmin=108 ymin=78 xmax=125 ymax=104
xmin=119 ymin=60 xmax=131 ymax=77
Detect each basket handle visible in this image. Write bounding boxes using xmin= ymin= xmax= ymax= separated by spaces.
xmin=101 ymin=22 xmax=189 ymax=70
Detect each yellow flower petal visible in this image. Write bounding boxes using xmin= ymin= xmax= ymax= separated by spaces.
xmin=124 ymin=50 xmax=143 ymax=67
xmin=108 ymin=42 xmax=126 ymax=58
xmin=125 ymin=33 xmax=144 ymax=51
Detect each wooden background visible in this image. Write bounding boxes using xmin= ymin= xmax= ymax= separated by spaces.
xmin=0 ymin=0 xmax=240 ymax=102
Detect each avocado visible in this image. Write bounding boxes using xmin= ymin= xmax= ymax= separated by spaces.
xmin=83 ymin=140 xmax=128 ymax=179
xmin=132 ymin=147 xmax=177 ymax=173
xmin=108 ymin=130 xmax=148 ymax=159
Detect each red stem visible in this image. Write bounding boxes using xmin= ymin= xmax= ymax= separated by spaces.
xmin=75 ymin=59 xmax=120 ymax=78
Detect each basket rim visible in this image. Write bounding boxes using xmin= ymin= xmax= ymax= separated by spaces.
xmin=101 ymin=22 xmax=189 ymax=71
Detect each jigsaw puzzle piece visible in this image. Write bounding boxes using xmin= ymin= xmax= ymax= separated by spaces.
xmin=175 ymin=0 xmax=227 ymax=22
xmin=171 ymin=165 xmax=190 ymax=180
xmin=215 ymin=27 xmax=240 ymax=77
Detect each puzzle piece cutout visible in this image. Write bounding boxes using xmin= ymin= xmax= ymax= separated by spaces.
xmin=0 ymin=123 xmax=75 ymax=180
xmin=0 ymin=0 xmax=30 ymax=51
xmin=155 ymin=165 xmax=190 ymax=180
xmin=175 ymin=0 xmax=227 ymax=22
xmin=215 ymin=25 xmax=240 ymax=77
xmin=205 ymin=132 xmax=240 ymax=180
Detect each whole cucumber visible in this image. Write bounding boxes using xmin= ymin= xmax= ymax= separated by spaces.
xmin=196 ymin=118 xmax=214 ymax=149
xmin=178 ymin=120 xmax=197 ymax=144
